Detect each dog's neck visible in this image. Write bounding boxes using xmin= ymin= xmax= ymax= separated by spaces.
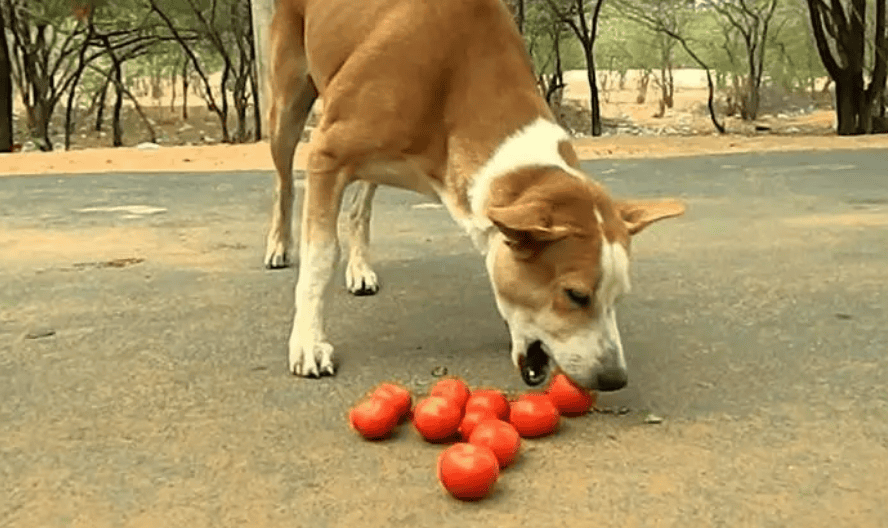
xmin=458 ymin=117 xmax=584 ymax=253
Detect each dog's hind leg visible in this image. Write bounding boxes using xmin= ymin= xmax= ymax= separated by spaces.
xmin=343 ymin=181 xmax=380 ymax=295
xmin=264 ymin=7 xmax=317 ymax=269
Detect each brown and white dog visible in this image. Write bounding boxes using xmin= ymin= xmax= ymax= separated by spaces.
xmin=264 ymin=0 xmax=685 ymax=390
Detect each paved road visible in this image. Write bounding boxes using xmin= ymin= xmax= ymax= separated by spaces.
xmin=1 ymin=149 xmax=887 ymax=527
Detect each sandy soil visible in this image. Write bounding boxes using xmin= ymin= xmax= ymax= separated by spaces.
xmin=3 ymin=132 xmax=888 ymax=178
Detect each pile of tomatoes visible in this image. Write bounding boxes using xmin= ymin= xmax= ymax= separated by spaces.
xmin=348 ymin=373 xmax=597 ymax=501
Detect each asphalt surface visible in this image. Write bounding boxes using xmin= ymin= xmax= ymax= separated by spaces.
xmin=1 ymin=149 xmax=887 ymax=527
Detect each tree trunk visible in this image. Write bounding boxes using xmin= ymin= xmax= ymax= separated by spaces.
xmin=584 ymin=47 xmax=602 ymax=137
xmin=745 ymin=44 xmax=761 ymax=120
xmin=170 ymin=66 xmax=177 ymax=112
xmin=246 ymin=0 xmax=262 ymax=141
xmin=94 ymin=78 xmax=109 ymax=131
xmin=249 ymin=59 xmax=261 ymax=140
xmin=704 ymin=69 xmax=726 ymax=134
xmin=182 ymin=60 xmax=189 ymax=120
xmin=65 ymin=19 xmax=94 ymax=150
xmin=250 ymin=0 xmax=273 ymax=139
xmin=834 ymin=72 xmax=867 ymax=135
xmin=34 ymin=96 xmax=51 ymax=151
xmin=806 ymin=0 xmax=886 ymax=135
xmin=670 ymin=34 xmax=724 ymax=133
xmin=636 ymin=71 xmax=650 ymax=104
xmin=543 ymin=27 xmax=565 ymax=108
xmin=659 ymin=64 xmax=674 ymax=109
xmin=218 ymin=63 xmax=231 ymax=143
xmin=0 ymin=7 xmax=13 ymax=153
xmin=517 ymin=0 xmax=525 ymax=34
xmin=111 ymin=60 xmax=123 ymax=146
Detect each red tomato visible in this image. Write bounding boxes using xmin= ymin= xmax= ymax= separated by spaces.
xmin=464 ymin=389 xmax=510 ymax=421
xmin=546 ymin=374 xmax=597 ymax=416
xmin=412 ymin=396 xmax=463 ymax=442
xmin=458 ymin=409 xmax=497 ymax=441
xmin=429 ymin=378 xmax=471 ymax=411
xmin=437 ymin=443 xmax=500 ymax=500
xmin=509 ymin=394 xmax=560 ymax=438
xmin=348 ymin=397 xmax=400 ymax=440
xmin=468 ymin=419 xmax=521 ymax=468
xmin=372 ymin=383 xmax=413 ymax=421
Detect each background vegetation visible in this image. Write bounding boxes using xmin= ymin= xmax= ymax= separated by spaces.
xmin=0 ymin=0 xmax=885 ymax=152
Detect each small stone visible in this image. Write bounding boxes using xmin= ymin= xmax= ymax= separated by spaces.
xmin=25 ymin=326 xmax=55 ymax=339
xmin=644 ymin=413 xmax=664 ymax=424
xmin=136 ymin=142 xmax=160 ymax=151
xmin=431 ymin=366 xmax=448 ymax=377
xmin=617 ymin=406 xmax=631 ymax=415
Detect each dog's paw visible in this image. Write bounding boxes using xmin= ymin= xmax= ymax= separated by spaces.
xmin=289 ymin=337 xmax=336 ymax=377
xmin=264 ymin=238 xmax=294 ymax=269
xmin=345 ymin=258 xmax=379 ymax=296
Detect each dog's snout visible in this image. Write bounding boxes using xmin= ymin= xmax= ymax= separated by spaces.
xmin=596 ymin=368 xmax=628 ymax=391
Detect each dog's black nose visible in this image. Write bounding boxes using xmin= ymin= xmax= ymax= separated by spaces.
xmin=596 ymin=369 xmax=628 ymax=392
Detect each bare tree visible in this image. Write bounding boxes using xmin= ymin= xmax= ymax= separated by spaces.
xmin=524 ymin=0 xmax=569 ymax=108
xmin=504 ymin=0 xmax=528 ymax=33
xmin=544 ymin=0 xmax=607 ymax=136
xmin=615 ymin=0 xmax=726 ymax=133
xmin=653 ymin=31 xmax=677 ymax=112
xmin=148 ymin=0 xmax=230 ymax=142
xmin=2 ymin=0 xmax=90 ymax=150
xmin=705 ymin=0 xmax=779 ymax=120
xmin=62 ymin=6 xmax=94 ymax=149
xmin=806 ymin=0 xmax=887 ymax=134
xmin=148 ymin=0 xmax=259 ymax=143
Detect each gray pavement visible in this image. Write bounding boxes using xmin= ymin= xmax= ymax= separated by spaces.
xmin=1 ymin=149 xmax=887 ymax=527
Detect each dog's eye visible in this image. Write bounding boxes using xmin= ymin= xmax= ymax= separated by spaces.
xmin=565 ymin=288 xmax=591 ymax=308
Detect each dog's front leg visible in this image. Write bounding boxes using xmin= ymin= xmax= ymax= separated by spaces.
xmin=289 ymin=169 xmax=347 ymax=376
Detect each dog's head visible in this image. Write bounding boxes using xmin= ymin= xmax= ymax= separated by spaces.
xmin=483 ymin=167 xmax=684 ymax=391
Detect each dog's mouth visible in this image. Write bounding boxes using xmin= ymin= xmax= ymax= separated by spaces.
xmin=518 ymin=340 xmax=551 ymax=386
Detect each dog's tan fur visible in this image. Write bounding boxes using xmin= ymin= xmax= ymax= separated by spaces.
xmin=266 ymin=0 xmax=685 ymax=387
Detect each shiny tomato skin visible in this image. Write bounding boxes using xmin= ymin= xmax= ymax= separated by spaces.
xmin=458 ymin=409 xmax=498 ymax=441
xmin=464 ymin=390 xmax=510 ymax=421
xmin=372 ymin=383 xmax=413 ymax=421
xmin=412 ymin=396 xmax=463 ymax=442
xmin=468 ymin=419 xmax=521 ymax=468
xmin=429 ymin=378 xmax=471 ymax=412
xmin=509 ymin=394 xmax=560 ymax=438
xmin=348 ymin=397 xmax=400 ymax=440
xmin=546 ymin=374 xmax=597 ymax=416
xmin=437 ymin=443 xmax=500 ymax=500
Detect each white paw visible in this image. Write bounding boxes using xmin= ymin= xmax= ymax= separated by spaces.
xmin=289 ymin=335 xmax=336 ymax=377
xmin=345 ymin=258 xmax=379 ymax=296
xmin=264 ymin=237 xmax=294 ymax=269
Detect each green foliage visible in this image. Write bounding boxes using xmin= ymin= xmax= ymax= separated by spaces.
xmin=587 ymin=0 xmax=826 ymax=94
xmin=765 ymin=2 xmax=826 ymax=92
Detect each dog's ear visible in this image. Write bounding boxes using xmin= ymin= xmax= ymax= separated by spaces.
xmin=617 ymin=199 xmax=686 ymax=235
xmin=487 ymin=201 xmax=576 ymax=258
